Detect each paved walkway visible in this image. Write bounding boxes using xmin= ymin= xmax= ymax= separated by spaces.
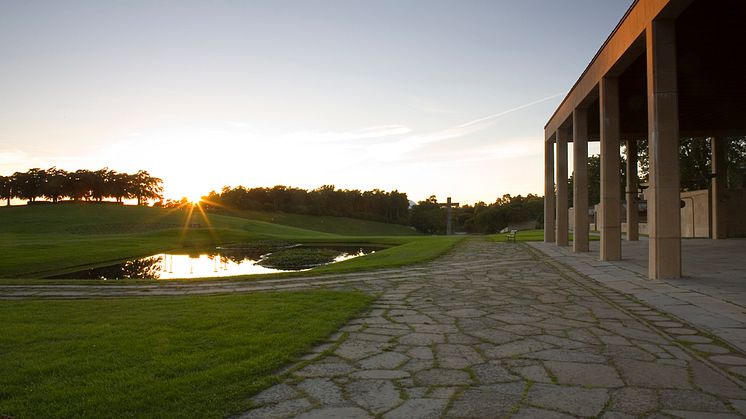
xmin=532 ymin=240 xmax=746 ymax=354
xmin=0 ymin=268 xmax=429 ymax=299
xmin=4 ymin=238 xmax=746 ymax=417
xmin=242 ymin=239 xmax=746 ymax=418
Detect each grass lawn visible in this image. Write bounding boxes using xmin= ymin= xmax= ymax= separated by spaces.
xmin=0 ymin=204 xmax=461 ymax=281
xmin=0 ymin=290 xmax=372 ymax=418
xmin=490 ymin=229 xmax=601 ymax=242
xmin=220 ymin=208 xmax=419 ymax=236
xmin=311 ymin=235 xmax=461 ymax=274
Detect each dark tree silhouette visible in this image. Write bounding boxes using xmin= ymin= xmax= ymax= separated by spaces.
xmin=0 ymin=175 xmax=12 ymax=206
xmin=41 ymin=167 xmax=67 ymax=203
xmin=409 ymin=196 xmax=445 ymax=234
xmin=131 ymin=170 xmax=164 ymax=206
xmin=204 ymin=185 xmax=410 ymax=225
xmin=0 ymin=167 xmax=164 ymax=205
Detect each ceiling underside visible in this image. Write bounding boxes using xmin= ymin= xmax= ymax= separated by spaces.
xmin=571 ymin=0 xmax=746 ymax=141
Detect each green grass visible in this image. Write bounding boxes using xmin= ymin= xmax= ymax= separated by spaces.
xmin=0 ymin=204 xmax=333 ymax=278
xmin=220 ymin=208 xmax=420 ymax=236
xmin=311 ymin=236 xmax=462 ymax=274
xmin=0 ymin=204 xmax=460 ymax=281
xmin=490 ymin=229 xmax=601 ymax=242
xmin=0 ymin=290 xmax=373 ymax=418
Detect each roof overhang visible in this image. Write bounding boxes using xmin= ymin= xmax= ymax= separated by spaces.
xmin=544 ymin=0 xmax=693 ymax=142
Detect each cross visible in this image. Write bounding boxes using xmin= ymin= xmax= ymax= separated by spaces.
xmin=438 ymin=197 xmax=459 ymax=235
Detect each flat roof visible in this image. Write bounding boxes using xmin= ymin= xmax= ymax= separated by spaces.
xmin=544 ymin=0 xmax=682 ymax=139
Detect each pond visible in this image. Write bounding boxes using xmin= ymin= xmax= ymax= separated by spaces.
xmin=48 ymin=244 xmax=383 ymax=280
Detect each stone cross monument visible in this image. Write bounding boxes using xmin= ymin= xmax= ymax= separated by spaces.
xmin=438 ymin=197 xmax=459 ymax=235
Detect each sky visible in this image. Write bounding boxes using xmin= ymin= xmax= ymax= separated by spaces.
xmin=0 ymin=0 xmax=631 ymax=204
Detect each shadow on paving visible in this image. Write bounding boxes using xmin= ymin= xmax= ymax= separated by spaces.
xmin=241 ymin=238 xmax=746 ymax=418
xmin=531 ymin=239 xmax=746 ymax=357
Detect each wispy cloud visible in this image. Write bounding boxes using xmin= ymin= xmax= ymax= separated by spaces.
xmin=367 ymin=93 xmax=563 ymax=161
xmin=441 ymin=136 xmax=541 ymax=164
xmin=285 ymin=125 xmax=412 ymax=144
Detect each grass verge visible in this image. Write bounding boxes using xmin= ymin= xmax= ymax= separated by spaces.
xmin=311 ymin=236 xmax=462 ymax=274
xmin=217 ymin=208 xmax=419 ymax=236
xmin=489 ymin=229 xmax=600 ymax=242
xmin=0 ymin=205 xmax=462 ymax=283
xmin=0 ymin=290 xmax=372 ymax=418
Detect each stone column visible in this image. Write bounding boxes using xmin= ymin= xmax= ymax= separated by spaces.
xmin=626 ymin=139 xmax=639 ymax=241
xmin=573 ymin=108 xmax=589 ymax=252
xmin=544 ymin=139 xmax=556 ymax=243
xmin=556 ymin=129 xmax=569 ymax=246
xmin=647 ymin=19 xmax=681 ymax=279
xmin=711 ymin=136 xmax=728 ymax=239
xmin=600 ymin=76 xmax=622 ymax=261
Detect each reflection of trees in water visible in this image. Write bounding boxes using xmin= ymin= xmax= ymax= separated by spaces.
xmin=50 ymin=245 xmax=382 ymax=280
xmin=51 ymin=256 xmax=163 ymax=279
xmin=210 ymin=249 xmax=266 ymax=264
xmin=118 ymin=256 xmax=163 ymax=278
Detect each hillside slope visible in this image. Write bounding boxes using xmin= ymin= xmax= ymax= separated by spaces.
xmin=0 ymin=204 xmax=335 ymax=277
xmin=0 ymin=204 xmax=455 ymax=280
xmin=214 ymin=209 xmax=419 ymax=236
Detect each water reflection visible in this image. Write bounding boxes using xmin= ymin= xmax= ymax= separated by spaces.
xmin=49 ymin=246 xmax=379 ymax=280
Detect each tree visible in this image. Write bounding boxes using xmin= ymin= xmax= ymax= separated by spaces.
xmin=728 ymin=137 xmax=746 ymax=188
xmin=1 ymin=167 xmax=166 ymax=205
xmin=633 ymin=136 xmax=746 ymax=190
xmin=0 ymin=175 xmax=11 ymax=205
xmin=204 ymin=184 xmax=411 ymax=224
xmin=109 ymin=171 xmax=133 ymax=202
xmin=90 ymin=168 xmax=113 ymax=201
xmin=410 ymin=196 xmax=445 ymax=234
xmin=130 ymin=170 xmax=163 ymax=205
xmin=65 ymin=169 xmax=94 ymax=201
xmin=12 ymin=168 xmax=46 ymax=202
xmin=41 ymin=167 xmax=68 ymax=203
xmin=453 ymin=194 xmax=544 ymax=234
xmin=567 ymin=155 xmax=608 ymax=207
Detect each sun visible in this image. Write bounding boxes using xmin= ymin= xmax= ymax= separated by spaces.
xmin=186 ymin=194 xmax=202 ymax=205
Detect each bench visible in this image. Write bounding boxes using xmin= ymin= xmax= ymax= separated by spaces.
xmin=506 ymin=229 xmax=518 ymax=242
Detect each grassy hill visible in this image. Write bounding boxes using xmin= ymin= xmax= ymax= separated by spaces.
xmin=211 ymin=208 xmax=419 ymax=236
xmin=0 ymin=204 xmax=459 ymax=279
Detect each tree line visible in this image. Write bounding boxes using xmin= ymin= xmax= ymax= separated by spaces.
xmin=410 ymin=194 xmax=544 ymax=234
xmin=567 ymin=136 xmax=746 ymax=208
xmin=0 ymin=168 xmax=164 ymax=206
xmin=203 ymin=185 xmax=410 ymax=225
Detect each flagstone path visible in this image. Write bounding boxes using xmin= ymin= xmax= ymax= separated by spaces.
xmin=3 ymin=238 xmax=746 ymax=417
xmin=241 ymin=239 xmax=746 ymax=418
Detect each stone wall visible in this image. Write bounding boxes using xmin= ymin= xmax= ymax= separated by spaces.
xmin=679 ymin=189 xmax=709 ymax=238
xmin=577 ymin=188 xmax=746 ymax=238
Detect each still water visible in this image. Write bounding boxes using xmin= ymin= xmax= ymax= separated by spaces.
xmin=49 ymin=246 xmax=379 ymax=280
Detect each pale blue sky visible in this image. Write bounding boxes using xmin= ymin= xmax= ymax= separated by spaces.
xmin=0 ymin=0 xmax=631 ymax=203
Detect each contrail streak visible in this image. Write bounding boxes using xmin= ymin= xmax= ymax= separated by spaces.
xmin=458 ymin=92 xmax=565 ymax=128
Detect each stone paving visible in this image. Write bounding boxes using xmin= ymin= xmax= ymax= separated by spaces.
xmin=4 ymin=238 xmax=746 ymax=417
xmin=531 ymin=240 xmax=746 ymax=355
xmin=241 ymin=239 xmax=746 ymax=418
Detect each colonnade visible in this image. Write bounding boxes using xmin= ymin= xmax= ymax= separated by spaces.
xmin=544 ymin=18 xmax=733 ymax=279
